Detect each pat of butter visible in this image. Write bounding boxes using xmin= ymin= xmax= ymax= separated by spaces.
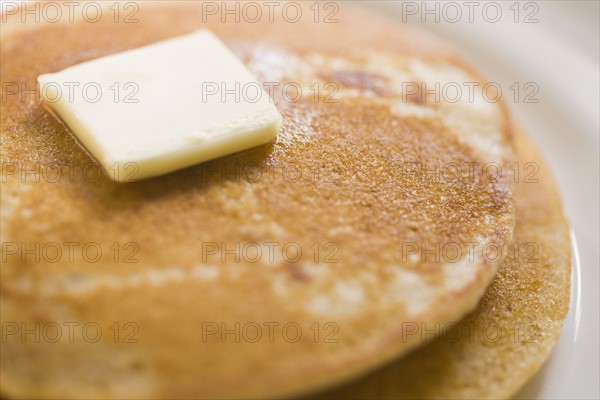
xmin=38 ymin=30 xmax=282 ymax=182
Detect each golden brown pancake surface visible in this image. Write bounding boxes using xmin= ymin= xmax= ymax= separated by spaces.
xmin=1 ymin=2 xmax=515 ymax=398
xmin=321 ymin=130 xmax=571 ymax=399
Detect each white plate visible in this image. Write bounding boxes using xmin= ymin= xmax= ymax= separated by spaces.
xmin=366 ymin=1 xmax=599 ymax=398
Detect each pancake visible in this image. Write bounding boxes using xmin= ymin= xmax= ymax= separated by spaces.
xmin=321 ymin=130 xmax=571 ymax=398
xmin=1 ymin=2 xmax=515 ymax=398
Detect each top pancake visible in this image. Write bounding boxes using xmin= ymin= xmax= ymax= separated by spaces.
xmin=1 ymin=2 xmax=514 ymax=398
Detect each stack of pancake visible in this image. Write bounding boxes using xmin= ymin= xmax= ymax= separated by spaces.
xmin=0 ymin=2 xmax=570 ymax=399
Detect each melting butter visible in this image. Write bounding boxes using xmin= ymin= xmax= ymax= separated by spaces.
xmin=38 ymin=30 xmax=282 ymax=182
